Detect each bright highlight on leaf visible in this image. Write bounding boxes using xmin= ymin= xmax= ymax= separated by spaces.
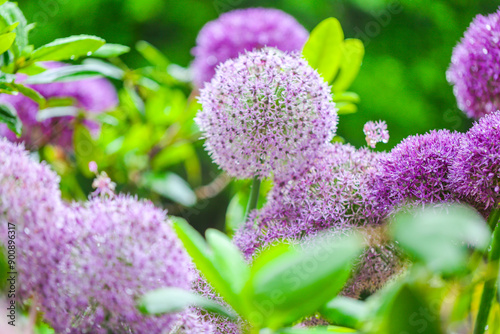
xmin=31 ymin=35 xmax=105 ymax=61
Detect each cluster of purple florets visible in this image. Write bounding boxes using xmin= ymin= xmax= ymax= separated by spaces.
xmin=0 ymin=139 xmax=211 ymax=333
xmin=196 ymin=48 xmax=337 ymax=180
xmin=447 ymin=8 xmax=500 ymax=118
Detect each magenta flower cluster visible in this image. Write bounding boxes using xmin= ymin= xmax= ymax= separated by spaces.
xmin=447 ymin=8 xmax=500 ymax=118
xmin=373 ymin=129 xmax=463 ymax=213
xmin=363 ymin=120 xmax=389 ymax=148
xmin=0 ymin=62 xmax=118 ymax=149
xmin=449 ymin=111 xmax=500 ymax=210
xmin=234 ymin=143 xmax=383 ymax=258
xmin=191 ymin=7 xmax=308 ymax=88
xmin=197 ymin=48 xmax=337 ymax=180
xmin=0 ymin=139 xmax=212 ymax=333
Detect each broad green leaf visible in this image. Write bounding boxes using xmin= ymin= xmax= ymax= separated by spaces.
xmin=172 ymin=219 xmax=241 ymax=312
xmin=138 ymin=287 xmax=236 ymax=319
xmin=226 ymin=192 xmax=248 ymax=235
xmin=0 ymin=1 xmax=8 ymax=7
xmin=23 ymin=62 xmax=124 ymax=84
xmin=332 ymin=91 xmax=360 ymax=104
xmin=0 ymin=21 xmax=17 ymax=34
xmin=244 ymin=234 xmax=363 ymax=329
xmin=336 ymin=102 xmax=358 ymax=115
xmin=31 ymin=35 xmax=105 ymax=61
xmin=321 ymin=297 xmax=368 ymax=329
xmin=302 ymin=18 xmax=344 ymax=83
xmin=16 ymin=62 xmax=47 ymax=75
xmin=0 ymin=31 xmax=14 ymax=54
xmin=383 ymin=284 xmax=442 ymax=334
xmin=331 ymin=39 xmax=365 ymax=92
xmin=205 ymin=229 xmax=250 ymax=295
xmin=0 ymin=2 xmax=28 ymax=58
xmin=277 ymin=326 xmax=357 ymax=333
xmin=392 ymin=204 xmax=490 ymax=275
xmin=136 ymin=40 xmax=169 ymax=67
xmin=0 ymin=103 xmax=21 ymax=134
xmin=151 ymin=141 xmax=196 ymax=171
xmin=92 ymin=43 xmax=130 ymax=58
xmin=142 ymin=171 xmax=196 ymax=207
xmin=9 ymin=82 xmax=45 ymax=106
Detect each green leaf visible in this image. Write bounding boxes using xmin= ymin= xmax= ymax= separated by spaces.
xmin=0 ymin=103 xmax=21 ymax=135
xmin=0 ymin=1 xmax=8 ymax=7
xmin=138 ymin=287 xmax=236 ymax=319
xmin=336 ymin=102 xmax=358 ymax=115
xmin=74 ymin=124 xmax=104 ymax=177
xmin=151 ymin=141 xmax=196 ymax=171
xmin=302 ymin=17 xmax=344 ymax=83
xmin=92 ymin=43 xmax=130 ymax=58
xmin=31 ymin=35 xmax=105 ymax=61
xmin=244 ymin=234 xmax=363 ymax=329
xmin=172 ymin=219 xmax=241 ymax=313
xmin=136 ymin=40 xmax=169 ymax=67
xmin=0 ymin=2 xmax=28 ymax=58
xmin=23 ymin=62 xmax=124 ymax=84
xmin=9 ymin=82 xmax=45 ymax=106
xmin=321 ymin=297 xmax=368 ymax=329
xmin=205 ymin=229 xmax=250 ymax=295
xmin=277 ymin=326 xmax=358 ymax=333
xmin=0 ymin=31 xmax=14 ymax=54
xmin=142 ymin=171 xmax=196 ymax=207
xmin=391 ymin=204 xmax=490 ymax=275
xmin=16 ymin=62 xmax=47 ymax=75
xmin=383 ymin=283 xmax=442 ymax=334
xmin=331 ymin=39 xmax=365 ymax=92
xmin=226 ymin=192 xmax=248 ymax=235
xmin=332 ymin=91 xmax=360 ymax=104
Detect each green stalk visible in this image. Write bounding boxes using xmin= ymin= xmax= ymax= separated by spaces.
xmin=244 ymin=176 xmax=261 ymax=221
xmin=474 ymin=206 xmax=500 ymax=334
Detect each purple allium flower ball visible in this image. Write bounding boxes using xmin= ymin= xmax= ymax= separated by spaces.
xmin=449 ymin=111 xmax=500 ymax=209
xmin=363 ymin=120 xmax=389 ymax=148
xmin=191 ymin=8 xmax=308 ymax=88
xmin=0 ymin=139 xmax=67 ymax=302
xmin=196 ymin=48 xmax=338 ymax=180
xmin=0 ymin=62 xmax=118 ymax=149
xmin=233 ymin=143 xmax=384 ymax=259
xmin=41 ymin=196 xmax=195 ymax=334
xmin=446 ymin=8 xmax=500 ymax=118
xmin=192 ymin=273 xmax=246 ymax=334
xmin=374 ymin=129 xmax=464 ymax=213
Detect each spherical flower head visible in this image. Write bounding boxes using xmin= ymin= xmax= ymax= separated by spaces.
xmin=41 ymin=196 xmax=195 ymax=334
xmin=446 ymin=8 xmax=500 ymax=118
xmin=0 ymin=139 xmax=67 ymax=302
xmin=234 ymin=143 xmax=384 ymax=259
xmin=196 ymin=48 xmax=338 ymax=179
xmin=363 ymin=120 xmax=389 ymax=148
xmin=374 ymin=129 xmax=464 ymax=213
xmin=0 ymin=62 xmax=118 ymax=149
xmin=191 ymin=7 xmax=308 ymax=88
xmin=449 ymin=111 xmax=500 ymax=209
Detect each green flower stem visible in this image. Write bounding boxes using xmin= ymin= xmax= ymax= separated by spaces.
xmin=244 ymin=176 xmax=261 ymax=221
xmin=474 ymin=206 xmax=500 ymax=334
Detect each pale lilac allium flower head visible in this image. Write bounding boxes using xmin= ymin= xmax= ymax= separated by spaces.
xmin=363 ymin=120 xmax=389 ymax=148
xmin=191 ymin=7 xmax=308 ymax=88
xmin=196 ymin=48 xmax=338 ymax=179
xmin=0 ymin=139 xmax=67 ymax=302
xmin=41 ymin=195 xmax=195 ymax=334
xmin=0 ymin=62 xmax=118 ymax=149
xmin=449 ymin=111 xmax=500 ymax=209
xmin=374 ymin=129 xmax=463 ymax=213
xmin=447 ymin=8 xmax=500 ymax=118
xmin=234 ymin=143 xmax=384 ymax=259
